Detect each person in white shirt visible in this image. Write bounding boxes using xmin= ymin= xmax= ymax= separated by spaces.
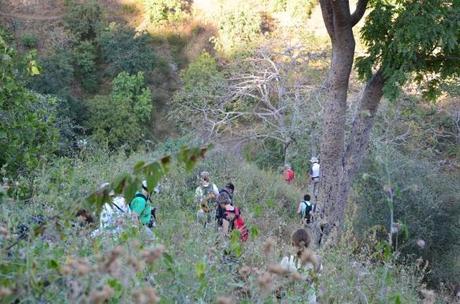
xmin=91 ymin=183 xmax=134 ymax=238
xmin=195 ymin=171 xmax=219 ymax=226
xmin=279 ymin=228 xmax=322 ymax=303
xmin=309 ymin=157 xmax=320 ymax=199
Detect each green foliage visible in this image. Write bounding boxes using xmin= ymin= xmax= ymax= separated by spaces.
xmin=144 ymin=0 xmax=190 ymax=24
xmin=0 ymin=147 xmax=424 ymax=302
xmin=85 ymin=72 xmax=153 ymax=148
xmin=98 ymin=23 xmax=156 ymax=77
xmin=213 ymin=7 xmax=262 ymax=55
xmin=73 ymin=40 xmax=98 ymax=92
xmin=28 ymin=50 xmax=74 ymax=96
xmin=21 ymin=33 xmax=38 ymax=49
xmin=356 ymin=0 xmax=460 ymax=100
xmin=243 ymin=139 xmax=285 ymax=170
xmin=64 ymin=0 xmax=103 ymax=40
xmin=354 ymin=143 xmax=460 ymax=286
xmin=172 ymin=52 xmax=226 ymax=129
xmin=0 ymin=32 xmax=59 ymax=177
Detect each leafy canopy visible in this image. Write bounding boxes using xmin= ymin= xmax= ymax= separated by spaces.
xmin=144 ymin=0 xmax=190 ymax=24
xmin=98 ymin=23 xmax=156 ymax=77
xmin=64 ymin=0 xmax=103 ymax=40
xmin=356 ymin=0 xmax=460 ymax=100
xmin=86 ymin=72 xmax=153 ymax=148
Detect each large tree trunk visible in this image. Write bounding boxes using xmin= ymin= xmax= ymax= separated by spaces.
xmin=318 ymin=0 xmax=356 ymax=240
xmin=315 ymin=0 xmax=387 ymax=245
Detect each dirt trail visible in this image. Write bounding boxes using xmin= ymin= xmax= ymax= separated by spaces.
xmin=0 ymin=11 xmax=64 ymax=21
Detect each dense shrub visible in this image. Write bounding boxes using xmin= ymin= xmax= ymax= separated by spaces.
xmin=64 ymin=0 xmax=103 ymax=40
xmin=98 ymin=23 xmax=156 ymax=77
xmin=85 ymin=72 xmax=153 ymax=148
xmin=73 ymin=40 xmax=98 ymax=92
xmin=144 ymin=0 xmax=190 ymax=24
xmin=172 ymin=52 xmax=226 ymax=129
xmin=213 ymin=8 xmax=262 ymax=55
xmin=28 ymin=50 xmax=74 ymax=96
xmin=20 ymin=33 xmax=38 ymax=49
xmin=0 ymin=33 xmax=60 ymax=177
xmin=0 ymin=149 xmax=422 ymax=302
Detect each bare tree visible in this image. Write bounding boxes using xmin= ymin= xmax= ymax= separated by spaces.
xmin=176 ymin=46 xmax=325 ymax=163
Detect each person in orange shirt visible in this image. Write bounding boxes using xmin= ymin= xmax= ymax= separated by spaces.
xmin=283 ymin=164 xmax=295 ymax=184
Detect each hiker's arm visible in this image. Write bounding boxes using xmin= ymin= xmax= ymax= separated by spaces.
xmin=297 ymin=203 xmax=302 ymax=214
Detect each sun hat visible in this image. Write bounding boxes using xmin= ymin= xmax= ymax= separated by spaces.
xmin=200 ymin=171 xmax=210 ymax=178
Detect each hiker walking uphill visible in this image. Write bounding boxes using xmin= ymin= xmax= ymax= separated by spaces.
xmin=130 ymin=180 xmax=156 ymax=240
xmin=309 ymin=157 xmax=320 ymax=200
xmin=279 ymin=228 xmax=322 ymax=303
xmin=283 ymin=164 xmax=295 ymax=184
xmin=216 ymin=182 xmax=234 ymax=227
xmin=195 ymin=171 xmax=219 ymax=227
xmin=91 ymin=182 xmax=132 ymax=237
xmin=297 ymin=194 xmax=315 ymax=225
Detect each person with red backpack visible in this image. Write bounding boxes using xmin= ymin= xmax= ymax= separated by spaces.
xmin=222 ymin=204 xmax=248 ymax=242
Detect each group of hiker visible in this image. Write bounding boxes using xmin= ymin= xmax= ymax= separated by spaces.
xmin=194 ymin=171 xmax=248 ymax=242
xmin=93 ymin=171 xmax=249 ymax=242
xmin=88 ymin=165 xmax=322 ymax=302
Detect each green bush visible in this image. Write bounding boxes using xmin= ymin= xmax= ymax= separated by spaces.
xmin=213 ymin=8 xmax=262 ymax=55
xmin=64 ymin=0 xmax=103 ymax=40
xmin=172 ymin=52 xmax=226 ymax=129
xmin=98 ymin=23 xmax=156 ymax=77
xmin=85 ymin=72 xmax=153 ymax=149
xmin=144 ymin=0 xmax=190 ymax=24
xmin=0 ymin=33 xmax=60 ymax=178
xmin=21 ymin=33 xmax=38 ymax=49
xmin=28 ymin=50 xmax=74 ymax=96
xmin=73 ymin=40 xmax=98 ymax=92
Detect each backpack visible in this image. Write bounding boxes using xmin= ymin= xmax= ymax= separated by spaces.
xmin=301 ymin=201 xmax=313 ymax=218
xmin=233 ymin=209 xmax=248 ymax=242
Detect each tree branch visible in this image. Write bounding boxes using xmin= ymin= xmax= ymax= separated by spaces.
xmin=350 ymin=0 xmax=368 ymax=27
xmin=319 ymin=0 xmax=335 ymax=39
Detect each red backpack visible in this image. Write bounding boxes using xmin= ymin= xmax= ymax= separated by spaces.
xmin=234 ymin=208 xmax=248 ymax=242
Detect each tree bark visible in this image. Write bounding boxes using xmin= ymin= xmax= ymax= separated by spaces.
xmin=335 ymin=70 xmax=385 ymax=229
xmin=316 ymin=0 xmax=386 ymax=245
xmin=318 ymin=0 xmax=355 ymax=240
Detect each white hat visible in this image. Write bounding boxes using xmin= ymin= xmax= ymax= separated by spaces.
xmin=310 ymin=157 xmax=319 ymax=163
xmin=200 ymin=171 xmax=210 ymax=178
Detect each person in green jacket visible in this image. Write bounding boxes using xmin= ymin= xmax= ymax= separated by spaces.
xmin=130 ymin=180 xmax=155 ymax=239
